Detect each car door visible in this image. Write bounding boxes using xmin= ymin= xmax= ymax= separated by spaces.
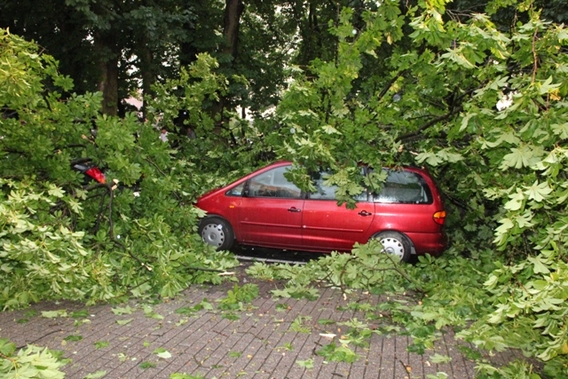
xmin=237 ymin=165 xmax=305 ymax=249
xmin=302 ymin=172 xmax=375 ymax=251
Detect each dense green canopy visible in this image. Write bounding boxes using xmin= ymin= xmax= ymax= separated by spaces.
xmin=1 ymin=0 xmax=568 ymax=377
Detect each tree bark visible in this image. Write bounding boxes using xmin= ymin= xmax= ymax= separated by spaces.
xmin=212 ymin=0 xmax=244 ymax=132
xmin=139 ymin=43 xmax=155 ymax=119
xmin=94 ymin=30 xmax=119 ymax=116
xmin=222 ymin=0 xmax=244 ymax=59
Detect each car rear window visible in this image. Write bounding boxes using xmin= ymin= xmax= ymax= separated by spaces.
xmin=373 ymin=170 xmax=432 ymax=204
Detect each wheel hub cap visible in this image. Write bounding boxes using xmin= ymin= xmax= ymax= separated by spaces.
xmin=202 ymin=224 xmax=225 ymax=247
xmin=379 ymin=237 xmax=404 ymax=259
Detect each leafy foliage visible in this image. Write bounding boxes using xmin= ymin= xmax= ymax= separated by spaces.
xmin=290 ymin=315 xmax=312 ymax=334
xmin=0 ymin=29 xmax=238 ymax=309
xmin=2 ymin=0 xmax=568 ymax=377
xmin=0 ymin=338 xmax=65 ymax=379
xmin=218 ymin=283 xmax=259 ymax=311
xmin=316 ymin=342 xmax=359 ymax=363
xmin=241 ymin=1 xmax=567 ymax=375
xmin=245 ymin=241 xmax=561 ymax=376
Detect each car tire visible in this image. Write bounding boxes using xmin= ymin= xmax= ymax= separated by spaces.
xmin=373 ymin=231 xmax=412 ymax=263
xmin=198 ymin=217 xmax=235 ymax=250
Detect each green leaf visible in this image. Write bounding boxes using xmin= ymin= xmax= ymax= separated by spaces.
xmin=219 ymin=284 xmax=259 ymax=310
xmin=199 ymin=299 xmax=214 ymax=311
xmin=321 ymin=124 xmax=341 ymax=135
xmin=154 ymin=347 xmax=172 ymax=359
xmin=551 ymin=123 xmax=568 ymax=139
xmin=296 ymin=359 xmax=314 ymax=369
xmin=415 ymin=151 xmax=444 ymax=166
xmin=504 ymin=189 xmax=525 ymax=211
xmin=524 ymin=181 xmax=553 ymax=202
xmin=70 ymin=310 xmax=89 ymax=318
xmin=429 ymin=353 xmax=452 ymax=364
xmin=318 ymin=318 xmax=336 ymax=325
xmin=290 ymin=316 xmax=312 ymax=333
xmin=94 ymin=341 xmax=110 ymax=349
xmin=316 ymin=342 xmax=360 ymax=363
xmin=440 ymin=49 xmax=475 ymax=68
xmin=500 ymin=145 xmax=537 ymax=169
xmin=527 ymin=256 xmax=550 ymax=274
xmin=112 ymin=306 xmax=134 ymax=315
xmin=494 ymin=218 xmax=514 ymax=245
xmin=0 ymin=339 xmax=16 ymax=356
xmin=84 ymin=371 xmax=107 ymax=379
xmin=277 ymin=342 xmax=294 ymax=351
xmin=426 ymin=373 xmax=449 ymax=379
xmin=437 ymin=148 xmax=464 ymax=163
xmin=460 ymin=112 xmax=476 ymax=132
xmin=140 ymin=361 xmax=157 ymax=369
xmin=64 ymin=335 xmax=83 ymax=341
xmin=41 ymin=310 xmax=68 ymax=318
xmin=514 ymin=211 xmax=533 ymax=229
xmin=142 ymin=305 xmax=164 ymax=320
xmin=222 ymin=312 xmax=240 ymax=321
xmin=537 ymin=76 xmax=561 ymax=95
xmin=46 ymin=185 xmax=66 ymax=198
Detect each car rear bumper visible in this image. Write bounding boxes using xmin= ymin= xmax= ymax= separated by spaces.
xmin=407 ymin=232 xmax=447 ymax=256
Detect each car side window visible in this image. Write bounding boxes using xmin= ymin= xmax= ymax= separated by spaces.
xmin=374 ymin=170 xmax=432 ymax=204
xmin=309 ymin=171 xmax=368 ymax=201
xmin=226 ymin=183 xmax=245 ymax=196
xmin=309 ymin=171 xmax=335 ymax=200
xmin=246 ymin=166 xmax=302 ymax=199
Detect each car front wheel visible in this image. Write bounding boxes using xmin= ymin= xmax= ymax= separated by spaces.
xmin=373 ymin=231 xmax=412 ymax=263
xmin=198 ymin=217 xmax=235 ymax=250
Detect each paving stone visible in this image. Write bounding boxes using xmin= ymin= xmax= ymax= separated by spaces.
xmin=0 ymin=272 xmax=523 ymax=379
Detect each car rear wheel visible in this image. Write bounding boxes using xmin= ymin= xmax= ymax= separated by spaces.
xmin=198 ymin=217 xmax=235 ymax=250
xmin=373 ymin=231 xmax=412 ymax=263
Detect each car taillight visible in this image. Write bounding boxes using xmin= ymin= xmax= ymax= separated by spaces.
xmin=85 ymin=167 xmax=106 ymax=184
xmin=433 ymin=210 xmax=446 ymax=225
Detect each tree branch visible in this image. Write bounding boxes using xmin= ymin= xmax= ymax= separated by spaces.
xmin=396 ymin=112 xmax=453 ymax=142
xmin=377 ymin=69 xmax=408 ymax=102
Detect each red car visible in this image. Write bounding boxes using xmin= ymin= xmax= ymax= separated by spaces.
xmin=196 ymin=161 xmax=446 ymax=262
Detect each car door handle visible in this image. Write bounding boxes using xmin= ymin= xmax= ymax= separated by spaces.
xmin=358 ymin=210 xmax=373 ymax=216
xmin=288 ymin=207 xmax=301 ymax=213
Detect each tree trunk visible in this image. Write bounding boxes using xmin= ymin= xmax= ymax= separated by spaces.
xmin=139 ymin=43 xmax=155 ymax=120
xmin=222 ymin=0 xmax=244 ymax=59
xmin=94 ymin=30 xmax=119 ymax=116
xmin=213 ymin=0 xmax=244 ymax=132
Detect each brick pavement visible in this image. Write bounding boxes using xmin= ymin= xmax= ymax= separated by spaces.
xmin=0 ymin=267 xmax=486 ymax=379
